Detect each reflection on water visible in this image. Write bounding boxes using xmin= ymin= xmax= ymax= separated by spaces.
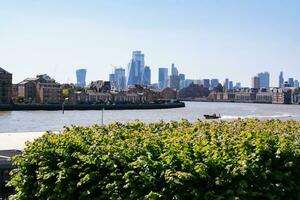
xmin=1 ymin=102 xmax=300 ymax=133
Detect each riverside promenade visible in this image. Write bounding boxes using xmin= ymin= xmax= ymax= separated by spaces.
xmin=0 ymin=132 xmax=48 ymax=199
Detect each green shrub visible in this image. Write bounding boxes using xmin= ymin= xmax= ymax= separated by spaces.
xmin=8 ymin=119 xmax=300 ymax=199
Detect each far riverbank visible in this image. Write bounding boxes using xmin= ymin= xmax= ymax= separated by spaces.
xmin=0 ymin=102 xmax=185 ymax=111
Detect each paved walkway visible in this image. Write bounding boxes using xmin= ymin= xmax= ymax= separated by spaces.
xmin=0 ymin=132 xmax=47 ymax=150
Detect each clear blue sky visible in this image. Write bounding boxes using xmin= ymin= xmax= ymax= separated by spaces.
xmin=1 ymin=0 xmax=299 ymax=87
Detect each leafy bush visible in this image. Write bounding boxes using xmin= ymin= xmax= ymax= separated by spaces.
xmin=8 ymin=119 xmax=300 ymax=199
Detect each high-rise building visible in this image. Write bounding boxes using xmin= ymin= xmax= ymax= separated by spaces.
xmin=279 ymin=71 xmax=284 ymax=87
xmin=252 ymin=76 xmax=260 ymax=88
xmin=169 ymin=75 xmax=180 ymax=90
xmin=76 ymin=69 xmax=87 ymax=88
xmin=288 ymin=78 xmax=294 ymax=87
xmin=229 ymin=81 xmax=233 ymax=90
xmin=223 ymin=78 xmax=229 ymax=90
xmin=210 ymin=79 xmax=219 ymax=89
xmin=158 ymin=68 xmax=168 ymax=89
xmin=143 ymin=66 xmax=151 ymax=86
xmin=179 ymin=74 xmax=186 ymax=89
xmin=114 ymin=68 xmax=126 ymax=90
xmin=109 ymin=73 xmax=115 ymax=89
xmin=257 ymin=72 xmax=270 ymax=88
xmin=0 ymin=67 xmax=12 ymax=104
xmin=171 ymin=63 xmax=179 ymax=76
xmin=127 ymin=51 xmax=145 ymax=86
xmin=294 ymin=80 xmax=299 ymax=88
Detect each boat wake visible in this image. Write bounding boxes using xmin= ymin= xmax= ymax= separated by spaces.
xmin=221 ymin=114 xmax=294 ymax=120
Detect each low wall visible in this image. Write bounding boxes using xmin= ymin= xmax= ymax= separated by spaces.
xmin=0 ymin=102 xmax=185 ymax=111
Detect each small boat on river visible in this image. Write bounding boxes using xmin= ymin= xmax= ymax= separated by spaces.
xmin=204 ymin=114 xmax=221 ymax=119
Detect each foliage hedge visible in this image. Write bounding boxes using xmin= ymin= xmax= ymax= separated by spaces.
xmin=9 ymin=119 xmax=300 ymax=199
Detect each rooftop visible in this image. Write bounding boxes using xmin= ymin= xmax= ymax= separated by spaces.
xmin=0 ymin=67 xmax=11 ymax=75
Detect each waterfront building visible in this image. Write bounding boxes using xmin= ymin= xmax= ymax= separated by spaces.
xmin=288 ymin=78 xmax=294 ymax=87
xmin=294 ymin=80 xmax=300 ymax=88
xmin=90 ymin=80 xmax=104 ymax=92
xmin=127 ymin=51 xmax=145 ymax=86
xmin=36 ymin=75 xmax=62 ymax=104
xmin=86 ymin=91 xmax=112 ymax=103
xmin=257 ymin=72 xmax=270 ymax=88
xmin=235 ymin=88 xmax=257 ymax=103
xmin=279 ymin=71 xmax=284 ymax=88
xmin=12 ymin=84 xmax=18 ymax=99
xmin=251 ymin=76 xmax=260 ymax=89
xmin=272 ymin=88 xmax=292 ymax=104
xmin=256 ymin=88 xmax=273 ymax=103
xmin=18 ymin=78 xmax=38 ymax=102
xmin=210 ymin=79 xmax=219 ymax=89
xmin=223 ymin=91 xmax=235 ymax=101
xmin=160 ymin=87 xmax=177 ymax=100
xmin=143 ymin=66 xmax=151 ymax=86
xmin=158 ymin=68 xmax=168 ymax=89
xmin=223 ymin=78 xmax=229 ymax=90
xmin=291 ymin=88 xmax=300 ymax=104
xmin=76 ymin=69 xmax=87 ymax=88
xmin=0 ymin=68 xmax=12 ymax=104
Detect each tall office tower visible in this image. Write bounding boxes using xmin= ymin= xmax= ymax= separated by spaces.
xmin=288 ymin=78 xmax=294 ymax=87
xmin=279 ymin=71 xmax=284 ymax=87
xmin=229 ymin=81 xmax=233 ymax=90
xmin=202 ymin=79 xmax=210 ymax=88
xmin=223 ymin=78 xmax=229 ymax=90
xmin=257 ymin=72 xmax=270 ymax=88
xmin=294 ymin=80 xmax=299 ymax=88
xmin=169 ymin=75 xmax=180 ymax=90
xmin=251 ymin=76 xmax=260 ymax=88
xmin=179 ymin=74 xmax=185 ymax=89
xmin=143 ymin=66 xmax=151 ymax=86
xmin=109 ymin=73 xmax=116 ymax=89
xmin=210 ymin=79 xmax=219 ymax=89
xmin=76 ymin=69 xmax=87 ymax=88
xmin=158 ymin=68 xmax=168 ymax=89
xmin=171 ymin=63 xmax=179 ymax=76
xmin=127 ymin=51 xmax=145 ymax=86
xmin=114 ymin=68 xmax=126 ymax=90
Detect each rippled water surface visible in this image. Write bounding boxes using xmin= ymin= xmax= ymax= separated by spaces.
xmin=1 ymin=102 xmax=300 ymax=132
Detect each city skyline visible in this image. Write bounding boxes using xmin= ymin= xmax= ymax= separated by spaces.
xmin=1 ymin=0 xmax=300 ymax=86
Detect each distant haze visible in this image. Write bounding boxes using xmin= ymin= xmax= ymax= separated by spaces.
xmin=1 ymin=0 xmax=299 ymax=87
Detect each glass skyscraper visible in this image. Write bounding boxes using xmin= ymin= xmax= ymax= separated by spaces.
xmin=279 ymin=71 xmax=284 ymax=87
xmin=143 ymin=66 xmax=151 ymax=86
xmin=257 ymin=72 xmax=270 ymax=88
xmin=158 ymin=68 xmax=168 ymax=89
xmin=127 ymin=51 xmax=145 ymax=86
xmin=76 ymin=69 xmax=87 ymax=88
xmin=115 ymin=68 xmax=126 ymax=90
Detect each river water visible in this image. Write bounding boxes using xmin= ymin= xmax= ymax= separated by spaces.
xmin=1 ymin=102 xmax=300 ymax=133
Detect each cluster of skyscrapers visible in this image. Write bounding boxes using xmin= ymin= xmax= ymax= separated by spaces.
xmin=251 ymin=71 xmax=299 ymax=89
xmin=75 ymin=51 xmax=299 ymax=92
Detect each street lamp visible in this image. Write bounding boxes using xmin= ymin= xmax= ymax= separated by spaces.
xmin=62 ymin=98 xmax=69 ymax=114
